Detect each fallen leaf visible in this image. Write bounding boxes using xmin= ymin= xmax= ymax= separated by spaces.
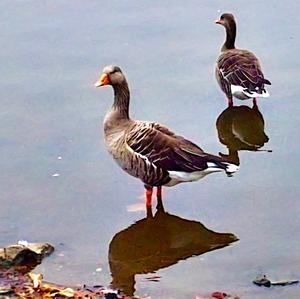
xmin=56 ymin=287 xmax=75 ymax=297
xmin=27 ymin=272 xmax=43 ymax=288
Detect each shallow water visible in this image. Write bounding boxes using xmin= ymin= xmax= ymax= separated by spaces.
xmin=1 ymin=1 xmax=300 ymax=298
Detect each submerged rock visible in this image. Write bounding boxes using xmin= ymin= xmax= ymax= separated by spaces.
xmin=253 ymin=274 xmax=299 ymax=288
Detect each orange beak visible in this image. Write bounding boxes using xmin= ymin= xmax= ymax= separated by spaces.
xmin=94 ymin=73 xmax=110 ymax=87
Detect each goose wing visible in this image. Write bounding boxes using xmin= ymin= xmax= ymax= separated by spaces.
xmin=217 ymin=49 xmax=271 ymax=94
xmin=125 ymin=121 xmax=226 ymax=172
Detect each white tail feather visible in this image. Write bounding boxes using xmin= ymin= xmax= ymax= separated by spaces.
xmin=207 ymin=162 xmax=239 ymax=174
xmin=231 ymin=84 xmax=270 ymax=99
xmin=166 ymin=162 xmax=239 ymax=186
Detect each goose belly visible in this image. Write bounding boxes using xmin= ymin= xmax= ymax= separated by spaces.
xmin=233 ymin=91 xmax=250 ymax=100
xmin=165 ymin=168 xmax=223 ymax=187
xmin=107 ymin=145 xmax=143 ymax=180
xmin=230 ymin=84 xmax=251 ymax=100
xmin=104 ymin=131 xmax=132 ymax=173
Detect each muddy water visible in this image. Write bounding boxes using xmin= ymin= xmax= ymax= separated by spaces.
xmin=1 ymin=1 xmax=299 ymax=298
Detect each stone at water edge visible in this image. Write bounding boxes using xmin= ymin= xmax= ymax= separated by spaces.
xmin=0 ymin=241 xmax=54 ymax=270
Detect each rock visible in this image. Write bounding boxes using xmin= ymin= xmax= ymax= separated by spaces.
xmin=253 ymin=275 xmax=271 ymax=287
xmin=0 ymin=242 xmax=54 ymax=272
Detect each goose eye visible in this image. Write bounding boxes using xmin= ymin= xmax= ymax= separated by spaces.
xmin=220 ymin=15 xmax=224 ymax=20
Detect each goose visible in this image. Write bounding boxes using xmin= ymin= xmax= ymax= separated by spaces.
xmin=94 ymin=65 xmax=239 ymax=208
xmin=215 ymin=13 xmax=271 ymax=106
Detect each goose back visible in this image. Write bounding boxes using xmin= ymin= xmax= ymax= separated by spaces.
xmin=216 ymin=49 xmax=271 ymax=100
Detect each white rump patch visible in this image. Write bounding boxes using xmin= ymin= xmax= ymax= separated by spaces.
xmin=231 ymin=85 xmax=270 ymax=99
xmin=167 ymin=167 xmax=223 ymax=186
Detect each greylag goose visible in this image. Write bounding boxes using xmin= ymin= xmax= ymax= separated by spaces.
xmin=215 ymin=13 xmax=271 ymax=106
xmin=94 ymin=65 xmax=239 ymax=208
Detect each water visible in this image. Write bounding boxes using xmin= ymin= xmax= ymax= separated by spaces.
xmin=1 ymin=1 xmax=299 ymax=298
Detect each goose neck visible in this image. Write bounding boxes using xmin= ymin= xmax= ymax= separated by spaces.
xmin=112 ymin=82 xmax=130 ymax=119
xmin=222 ymin=22 xmax=236 ymax=51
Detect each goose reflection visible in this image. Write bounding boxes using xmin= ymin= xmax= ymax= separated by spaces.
xmin=108 ymin=199 xmax=238 ymax=296
xmin=216 ymin=102 xmax=270 ymax=165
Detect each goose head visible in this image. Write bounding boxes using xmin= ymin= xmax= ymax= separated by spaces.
xmin=94 ymin=65 xmax=126 ymax=88
xmin=215 ymin=13 xmax=236 ymax=29
xmin=215 ymin=13 xmax=237 ymax=50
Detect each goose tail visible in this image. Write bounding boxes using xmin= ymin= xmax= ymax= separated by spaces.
xmin=231 ymin=84 xmax=270 ymax=98
xmin=206 ymin=161 xmax=239 ymax=177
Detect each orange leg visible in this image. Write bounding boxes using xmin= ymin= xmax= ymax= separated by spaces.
xmin=145 ymin=186 xmax=153 ymax=208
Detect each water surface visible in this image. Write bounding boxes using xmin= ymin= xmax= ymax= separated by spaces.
xmin=1 ymin=1 xmax=299 ymax=298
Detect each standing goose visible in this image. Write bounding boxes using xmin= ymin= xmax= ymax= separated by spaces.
xmin=215 ymin=13 xmax=271 ymax=106
xmin=94 ymin=65 xmax=239 ymax=208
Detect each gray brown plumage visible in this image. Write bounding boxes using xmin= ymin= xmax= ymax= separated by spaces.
xmin=95 ymin=65 xmax=239 ymax=207
xmin=215 ymin=13 xmax=271 ymax=104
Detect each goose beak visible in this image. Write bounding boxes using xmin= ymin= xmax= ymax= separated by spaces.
xmin=215 ymin=19 xmax=221 ymax=24
xmin=94 ymin=73 xmax=110 ymax=87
